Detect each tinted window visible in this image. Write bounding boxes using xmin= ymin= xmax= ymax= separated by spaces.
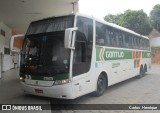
xmin=26 ymin=15 xmax=74 ymax=35
xmin=95 ymin=21 xmax=150 ymax=51
xmin=73 ymin=16 xmax=93 ymax=76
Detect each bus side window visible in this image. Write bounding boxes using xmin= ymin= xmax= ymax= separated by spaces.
xmin=128 ymin=35 xmax=133 ymax=49
xmin=108 ymin=28 xmax=113 ymax=47
xmin=145 ymin=39 xmax=150 ymax=51
xmin=112 ymin=28 xmax=119 ymax=47
xmin=133 ymin=37 xmax=136 ymax=49
xmin=143 ymin=39 xmax=146 ymax=50
xmin=139 ymin=38 xmax=142 ymax=49
xmin=96 ymin=22 xmax=105 ymax=46
xmin=74 ymin=39 xmax=86 ymax=63
xmin=137 ymin=37 xmax=139 ymax=48
xmin=122 ymin=33 xmax=126 ymax=48
xmin=105 ymin=28 xmax=110 ymax=46
xmin=124 ymin=33 xmax=129 ymax=48
xmin=110 ymin=28 xmax=115 ymax=47
xmin=115 ymin=30 xmax=119 ymax=47
xmin=116 ymin=30 xmax=123 ymax=48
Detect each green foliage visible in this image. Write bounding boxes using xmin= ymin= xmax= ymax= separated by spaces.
xmin=104 ymin=10 xmax=152 ymax=35
xmin=104 ymin=14 xmax=123 ymax=24
xmin=150 ymin=4 xmax=160 ymax=32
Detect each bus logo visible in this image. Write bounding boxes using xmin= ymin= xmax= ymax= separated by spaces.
xmin=106 ymin=51 xmax=124 ymax=59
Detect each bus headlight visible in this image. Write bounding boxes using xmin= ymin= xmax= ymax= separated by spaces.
xmin=20 ymin=77 xmax=25 ymax=82
xmin=54 ymin=79 xmax=69 ymax=85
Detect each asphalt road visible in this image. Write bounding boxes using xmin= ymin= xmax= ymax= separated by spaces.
xmin=0 ymin=64 xmax=160 ymax=113
xmin=50 ymin=64 xmax=160 ymax=113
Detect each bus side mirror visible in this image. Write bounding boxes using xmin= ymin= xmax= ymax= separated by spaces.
xmin=64 ymin=27 xmax=78 ymax=49
xmin=10 ymin=34 xmax=24 ymax=52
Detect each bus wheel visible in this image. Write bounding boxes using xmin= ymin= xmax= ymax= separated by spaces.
xmin=94 ymin=74 xmax=106 ymax=97
xmin=138 ymin=66 xmax=144 ymax=78
xmin=144 ymin=65 xmax=147 ymax=73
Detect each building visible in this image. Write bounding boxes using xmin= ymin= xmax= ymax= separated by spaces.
xmin=149 ymin=29 xmax=160 ymax=64
xmin=0 ymin=22 xmax=22 ymax=73
xmin=0 ymin=0 xmax=79 ymax=78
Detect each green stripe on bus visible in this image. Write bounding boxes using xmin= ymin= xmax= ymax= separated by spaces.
xmin=96 ymin=47 xmax=150 ymax=61
xmin=96 ymin=47 xmax=132 ymax=61
xmin=96 ymin=47 xmax=101 ymax=61
xmin=31 ymin=76 xmax=44 ymax=80
xmin=21 ymin=73 xmax=69 ymax=81
xmin=104 ymin=48 xmax=132 ymax=60
xmin=136 ymin=51 xmax=139 ymax=58
xmin=54 ymin=73 xmax=69 ymax=80
xmin=142 ymin=51 xmax=151 ymax=58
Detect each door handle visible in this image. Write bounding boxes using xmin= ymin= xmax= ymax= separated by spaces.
xmin=86 ymin=80 xmax=90 ymax=82
xmin=75 ymin=83 xmax=79 ymax=85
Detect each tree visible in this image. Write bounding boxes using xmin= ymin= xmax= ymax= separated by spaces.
xmin=104 ymin=10 xmax=152 ymax=35
xmin=117 ymin=10 xmax=152 ymax=35
xmin=104 ymin=14 xmax=123 ymax=24
xmin=150 ymin=4 xmax=160 ymax=32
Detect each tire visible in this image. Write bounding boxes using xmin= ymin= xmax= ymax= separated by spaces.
xmin=93 ymin=74 xmax=106 ymax=97
xmin=138 ymin=66 xmax=144 ymax=78
xmin=144 ymin=65 xmax=147 ymax=73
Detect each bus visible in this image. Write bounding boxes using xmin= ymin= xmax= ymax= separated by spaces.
xmin=10 ymin=13 xmax=151 ymax=99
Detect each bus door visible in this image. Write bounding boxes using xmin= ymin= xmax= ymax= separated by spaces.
xmin=72 ymin=38 xmax=91 ymax=96
xmin=71 ymin=16 xmax=93 ymax=97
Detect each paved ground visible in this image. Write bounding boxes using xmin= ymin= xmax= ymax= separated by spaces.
xmin=0 ymin=65 xmax=160 ymax=113
xmin=0 ymin=68 xmax=51 ymax=113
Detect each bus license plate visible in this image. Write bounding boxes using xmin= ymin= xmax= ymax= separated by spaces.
xmin=35 ymin=89 xmax=43 ymax=94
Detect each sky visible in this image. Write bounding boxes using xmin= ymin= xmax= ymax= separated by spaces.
xmin=79 ymin=0 xmax=160 ymax=20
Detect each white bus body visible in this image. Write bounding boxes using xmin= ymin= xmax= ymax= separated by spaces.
xmin=17 ymin=13 xmax=151 ymax=99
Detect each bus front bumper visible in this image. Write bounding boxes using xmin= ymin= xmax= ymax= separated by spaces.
xmin=21 ymin=82 xmax=74 ymax=99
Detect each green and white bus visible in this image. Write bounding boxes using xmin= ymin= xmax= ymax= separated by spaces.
xmin=10 ymin=13 xmax=151 ymax=99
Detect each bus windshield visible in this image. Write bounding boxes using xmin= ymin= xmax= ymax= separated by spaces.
xmin=21 ymin=32 xmax=70 ymax=76
xmin=20 ymin=15 xmax=74 ymax=76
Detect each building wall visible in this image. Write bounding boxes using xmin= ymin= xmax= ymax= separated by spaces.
xmin=150 ymin=37 xmax=160 ymax=47
xmin=149 ymin=28 xmax=160 ymax=64
xmin=0 ymin=22 xmax=13 ymax=71
xmin=151 ymin=47 xmax=160 ymax=64
xmin=10 ymin=55 xmax=14 ymax=69
xmin=0 ymin=22 xmax=12 ymax=48
xmin=2 ymin=55 xmax=11 ymax=71
xmin=0 ymin=23 xmax=5 ymax=54
xmin=0 ymin=53 xmax=2 ymax=78
xmin=0 ymin=22 xmax=22 ymax=72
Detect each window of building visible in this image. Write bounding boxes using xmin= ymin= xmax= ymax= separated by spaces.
xmin=0 ymin=29 xmax=5 ymax=37
xmin=4 ymin=48 xmax=10 ymax=55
